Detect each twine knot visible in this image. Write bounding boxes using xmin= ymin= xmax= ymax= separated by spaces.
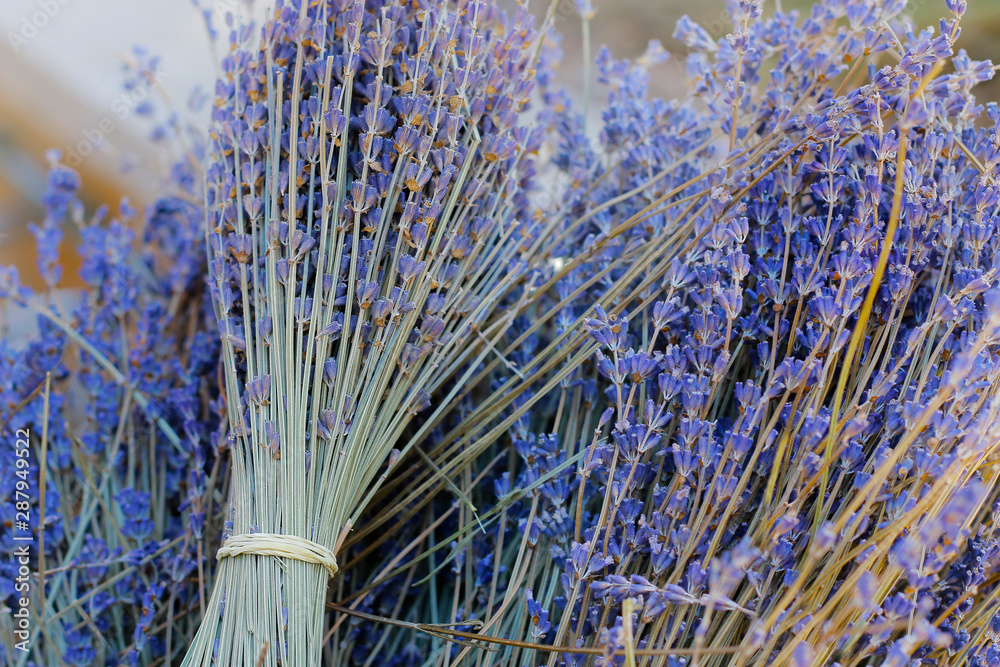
xmin=216 ymin=533 xmax=339 ymax=577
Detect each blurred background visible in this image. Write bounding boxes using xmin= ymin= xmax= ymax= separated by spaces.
xmin=0 ymin=0 xmax=222 ymax=290
xmin=1 ymin=0 xmax=998 ymax=291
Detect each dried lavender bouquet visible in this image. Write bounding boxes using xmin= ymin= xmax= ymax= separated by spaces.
xmin=351 ymin=1 xmax=1000 ymax=666
xmin=183 ymin=0 xmax=550 ymax=664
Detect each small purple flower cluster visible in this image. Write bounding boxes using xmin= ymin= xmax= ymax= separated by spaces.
xmin=0 ymin=52 xmax=221 ymax=664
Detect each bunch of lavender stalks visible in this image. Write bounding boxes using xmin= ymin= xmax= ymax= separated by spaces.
xmin=0 ymin=51 xmax=217 ymax=665
xmin=301 ymin=1 xmax=1000 ymax=666
xmin=180 ymin=1 xmax=577 ymax=665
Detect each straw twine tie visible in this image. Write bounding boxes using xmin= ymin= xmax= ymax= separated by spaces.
xmin=216 ymin=533 xmax=339 ymax=577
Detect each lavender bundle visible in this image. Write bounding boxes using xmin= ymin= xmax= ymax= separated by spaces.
xmin=0 ymin=59 xmax=219 ymax=665
xmin=357 ymin=1 xmax=1000 ymax=665
xmin=183 ymin=1 xmax=554 ymax=664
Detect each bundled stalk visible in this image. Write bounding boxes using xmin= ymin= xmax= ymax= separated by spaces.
xmin=183 ymin=1 xmax=550 ymax=664
xmin=342 ymin=2 xmax=1000 ymax=666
